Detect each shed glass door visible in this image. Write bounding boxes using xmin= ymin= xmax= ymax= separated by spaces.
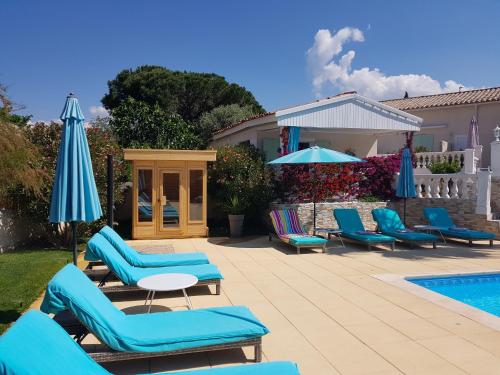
xmin=159 ymin=171 xmax=181 ymax=230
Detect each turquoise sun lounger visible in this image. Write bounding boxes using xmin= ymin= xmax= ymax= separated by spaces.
xmin=84 ymin=225 xmax=209 ymax=267
xmin=40 ymin=265 xmax=269 ymax=362
xmin=86 ymin=233 xmax=222 ymax=294
xmin=372 ymin=208 xmax=438 ymax=248
xmin=333 ymin=208 xmax=395 ymax=250
xmin=423 ymin=207 xmax=496 ymax=247
xmin=0 ymin=310 xmax=299 ymax=375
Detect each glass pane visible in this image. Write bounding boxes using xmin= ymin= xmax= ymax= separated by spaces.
xmin=137 ymin=169 xmax=153 ymax=222
xmin=163 ymin=172 xmax=180 ymax=228
xmin=189 ymin=170 xmax=203 ymax=221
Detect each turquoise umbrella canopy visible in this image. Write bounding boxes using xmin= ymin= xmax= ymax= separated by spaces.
xmin=49 ymin=94 xmax=102 ymax=264
xmin=268 ymin=146 xmax=363 ymax=164
xmin=396 ymin=147 xmax=416 ymax=224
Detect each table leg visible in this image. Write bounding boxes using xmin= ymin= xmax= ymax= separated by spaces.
xmin=147 ymin=291 xmax=155 ymax=313
xmin=144 ymin=290 xmax=151 ymax=306
xmin=182 ymin=288 xmax=193 ymax=310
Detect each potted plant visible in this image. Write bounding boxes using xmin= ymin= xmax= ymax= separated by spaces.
xmin=224 ymin=195 xmax=249 ymax=238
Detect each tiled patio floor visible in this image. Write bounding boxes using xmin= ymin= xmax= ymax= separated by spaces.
xmin=98 ymin=237 xmax=500 ymax=375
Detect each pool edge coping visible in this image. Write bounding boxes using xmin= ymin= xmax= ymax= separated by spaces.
xmin=374 ymin=269 xmax=500 ymax=332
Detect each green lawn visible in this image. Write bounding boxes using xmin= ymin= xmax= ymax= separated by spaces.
xmin=0 ymin=248 xmax=72 ymax=334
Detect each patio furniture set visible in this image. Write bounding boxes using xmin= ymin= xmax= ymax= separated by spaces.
xmin=270 ymin=207 xmax=496 ymax=254
xmin=0 ymin=226 xmax=302 ymax=375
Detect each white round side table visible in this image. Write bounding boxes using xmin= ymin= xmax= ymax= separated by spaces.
xmin=137 ymin=273 xmax=198 ymax=313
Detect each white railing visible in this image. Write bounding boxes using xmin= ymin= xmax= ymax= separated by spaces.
xmin=414 ymin=173 xmax=477 ymax=199
xmin=414 ymin=149 xmax=475 ymax=174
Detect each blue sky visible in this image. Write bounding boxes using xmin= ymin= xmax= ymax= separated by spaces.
xmin=2 ymin=0 xmax=499 ymax=121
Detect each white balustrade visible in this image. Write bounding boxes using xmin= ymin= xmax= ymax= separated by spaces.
xmin=414 ymin=150 xmax=477 ymax=174
xmin=413 ymin=173 xmax=477 ymax=200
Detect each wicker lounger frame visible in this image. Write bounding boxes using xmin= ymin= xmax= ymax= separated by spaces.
xmin=393 ymin=237 xmax=437 ymax=249
xmin=268 ymin=232 xmax=326 ymax=255
xmin=439 ymin=235 xmax=494 ymax=248
xmin=88 ymin=337 xmax=262 ymax=363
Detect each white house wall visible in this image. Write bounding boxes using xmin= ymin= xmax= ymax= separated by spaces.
xmin=276 ymin=98 xmax=420 ymax=131
xmin=378 ymin=101 xmax=500 ymax=166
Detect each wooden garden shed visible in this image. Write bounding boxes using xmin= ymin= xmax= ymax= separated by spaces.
xmin=124 ymin=149 xmax=217 ymax=239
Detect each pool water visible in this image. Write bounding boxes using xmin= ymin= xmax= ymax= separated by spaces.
xmin=408 ymin=273 xmax=500 ymax=317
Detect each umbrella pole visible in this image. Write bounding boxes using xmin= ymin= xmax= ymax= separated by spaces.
xmin=313 ymin=164 xmax=317 ymax=234
xmin=71 ymin=221 xmax=78 ymax=265
xmin=403 ymin=198 xmax=407 ymax=227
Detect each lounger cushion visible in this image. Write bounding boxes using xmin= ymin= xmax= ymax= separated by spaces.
xmin=0 ymin=310 xmax=110 ymax=375
xmin=0 ymin=310 xmax=296 ymax=375
xmin=372 ymin=208 xmax=438 ymax=243
xmin=86 ymin=233 xmax=222 ymax=284
xmin=87 ymin=226 xmax=209 ymax=267
xmin=175 ymin=362 xmax=300 ymax=375
xmin=41 ymin=265 xmax=269 ymax=352
xmin=424 ymin=207 xmax=496 ymax=240
xmin=334 ymin=208 xmax=395 ymax=244
xmin=285 ymin=235 xmax=327 ymax=246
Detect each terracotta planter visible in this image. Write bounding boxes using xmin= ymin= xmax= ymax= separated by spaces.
xmin=228 ymin=214 xmax=244 ymax=238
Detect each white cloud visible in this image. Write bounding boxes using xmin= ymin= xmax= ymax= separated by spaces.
xmin=89 ymin=105 xmax=109 ymax=117
xmin=307 ymin=27 xmax=470 ymax=100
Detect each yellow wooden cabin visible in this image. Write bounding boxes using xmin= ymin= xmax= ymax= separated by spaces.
xmin=124 ymin=149 xmax=217 ymax=239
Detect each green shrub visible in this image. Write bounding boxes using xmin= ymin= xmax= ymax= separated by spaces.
xmin=208 ymin=144 xmax=274 ymax=223
xmin=108 ymin=97 xmax=202 ymax=150
xmin=5 ymin=121 xmax=128 ymax=246
xmin=358 ymin=195 xmax=380 ymax=202
xmin=428 ymin=160 xmax=461 ymax=174
xmin=414 ymin=145 xmax=430 ymax=153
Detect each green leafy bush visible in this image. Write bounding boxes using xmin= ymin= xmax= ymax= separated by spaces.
xmin=5 ymin=121 xmax=128 ymax=246
xmin=414 ymin=145 xmax=430 ymax=153
xmin=428 ymin=160 xmax=461 ymax=174
xmin=208 ymin=145 xmax=274 ymax=222
xmin=108 ymin=97 xmax=202 ymax=150
xmin=197 ymin=104 xmax=258 ymax=145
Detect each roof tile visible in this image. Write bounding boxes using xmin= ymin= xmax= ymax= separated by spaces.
xmin=382 ymin=87 xmax=500 ymax=111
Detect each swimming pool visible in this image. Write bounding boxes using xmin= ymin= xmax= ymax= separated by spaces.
xmin=408 ymin=273 xmax=500 ymax=317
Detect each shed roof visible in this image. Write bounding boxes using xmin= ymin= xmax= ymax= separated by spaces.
xmin=124 ymin=149 xmax=217 ymax=161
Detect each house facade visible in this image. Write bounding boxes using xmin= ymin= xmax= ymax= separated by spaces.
xmin=211 ymin=92 xmax=422 ymax=160
xmin=380 ymin=87 xmax=500 ymax=167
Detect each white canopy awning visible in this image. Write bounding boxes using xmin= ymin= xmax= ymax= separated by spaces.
xmin=276 ymin=93 xmax=422 ymax=133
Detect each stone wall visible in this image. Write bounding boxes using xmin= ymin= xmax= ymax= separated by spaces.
xmin=491 ymin=177 xmax=500 ymax=213
xmin=272 ymin=198 xmax=500 ymax=238
xmin=271 ymin=201 xmax=388 ymax=231
xmin=389 ymin=199 xmax=500 ymax=238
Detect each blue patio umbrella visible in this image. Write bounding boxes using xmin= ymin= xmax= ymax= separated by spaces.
xmin=395 ymin=147 xmax=416 ymax=225
xmin=49 ymin=93 xmax=102 ymax=265
xmin=269 ymin=146 xmax=363 ymax=230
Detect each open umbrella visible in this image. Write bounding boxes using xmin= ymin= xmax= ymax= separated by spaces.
xmin=269 ymin=146 xmax=363 ymax=230
xmin=395 ymin=148 xmax=416 ymax=225
xmin=49 ymin=93 xmax=102 ymax=265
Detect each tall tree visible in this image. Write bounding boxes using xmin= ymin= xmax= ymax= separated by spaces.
xmin=102 ymin=65 xmax=265 ymax=123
